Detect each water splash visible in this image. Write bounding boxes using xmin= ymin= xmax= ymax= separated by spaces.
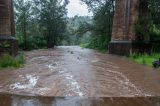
xmin=96 ymin=67 xmax=145 ymax=96
xmin=47 ymin=62 xmax=60 ymax=71
xmin=64 ymin=73 xmax=84 ymax=97
xmin=10 ymin=75 xmax=39 ymax=90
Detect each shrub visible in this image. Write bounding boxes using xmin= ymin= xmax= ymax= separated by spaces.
xmin=129 ymin=53 xmax=160 ymax=66
xmin=0 ymin=53 xmax=25 ymax=69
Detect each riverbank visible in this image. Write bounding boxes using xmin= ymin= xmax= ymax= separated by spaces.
xmin=129 ymin=53 xmax=160 ymax=67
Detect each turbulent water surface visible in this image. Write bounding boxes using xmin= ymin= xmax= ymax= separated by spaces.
xmin=0 ymin=46 xmax=160 ymax=105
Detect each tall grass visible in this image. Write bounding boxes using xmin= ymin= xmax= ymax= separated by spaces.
xmin=0 ymin=53 xmax=25 ymax=69
xmin=130 ymin=53 xmax=160 ymax=66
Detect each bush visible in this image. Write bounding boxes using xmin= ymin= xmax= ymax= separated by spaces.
xmin=130 ymin=53 xmax=160 ymax=66
xmin=80 ymin=43 xmax=90 ymax=48
xmin=0 ymin=53 xmax=25 ymax=69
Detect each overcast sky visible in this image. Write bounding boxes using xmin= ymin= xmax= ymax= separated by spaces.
xmin=67 ymin=0 xmax=93 ymax=17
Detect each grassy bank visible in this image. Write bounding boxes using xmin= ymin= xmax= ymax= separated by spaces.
xmin=0 ymin=53 xmax=25 ymax=69
xmin=129 ymin=53 xmax=160 ymax=67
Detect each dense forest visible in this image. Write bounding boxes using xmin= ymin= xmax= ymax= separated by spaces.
xmin=14 ymin=0 xmax=160 ymax=52
xmin=14 ymin=0 xmax=69 ymax=50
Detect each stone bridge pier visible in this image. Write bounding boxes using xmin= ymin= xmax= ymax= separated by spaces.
xmin=0 ymin=0 xmax=18 ymax=55
xmin=109 ymin=0 xmax=151 ymax=56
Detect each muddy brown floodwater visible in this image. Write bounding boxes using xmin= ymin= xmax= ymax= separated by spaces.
xmin=0 ymin=46 xmax=160 ymax=105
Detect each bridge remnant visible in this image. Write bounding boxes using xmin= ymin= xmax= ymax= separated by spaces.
xmin=109 ymin=0 xmax=151 ymax=56
xmin=0 ymin=0 xmax=18 ymax=55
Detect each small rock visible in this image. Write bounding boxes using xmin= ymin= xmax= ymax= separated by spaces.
xmin=77 ymin=57 xmax=80 ymax=60
xmin=70 ymin=51 xmax=74 ymax=54
xmin=153 ymin=58 xmax=160 ymax=68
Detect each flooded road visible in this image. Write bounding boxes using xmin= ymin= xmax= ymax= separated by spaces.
xmin=0 ymin=46 xmax=160 ymax=98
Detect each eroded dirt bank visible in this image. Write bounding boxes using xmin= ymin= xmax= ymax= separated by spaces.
xmin=0 ymin=46 xmax=160 ymax=97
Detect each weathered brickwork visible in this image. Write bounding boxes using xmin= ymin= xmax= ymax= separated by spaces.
xmin=109 ymin=0 xmax=151 ymax=55
xmin=0 ymin=0 xmax=18 ymax=55
xmin=111 ymin=0 xmax=139 ymax=41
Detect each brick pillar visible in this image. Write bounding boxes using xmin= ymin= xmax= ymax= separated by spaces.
xmin=0 ymin=0 xmax=18 ymax=55
xmin=109 ymin=0 xmax=151 ymax=56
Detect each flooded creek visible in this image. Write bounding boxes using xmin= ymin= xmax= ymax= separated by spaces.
xmin=0 ymin=46 xmax=160 ymax=105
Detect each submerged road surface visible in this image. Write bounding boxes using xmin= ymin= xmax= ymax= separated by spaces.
xmin=0 ymin=46 xmax=160 ymax=98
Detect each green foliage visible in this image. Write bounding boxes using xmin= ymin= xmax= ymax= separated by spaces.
xmin=148 ymin=0 xmax=160 ymax=24
xmin=149 ymin=0 xmax=160 ymax=52
xmin=0 ymin=41 xmax=11 ymax=48
xmin=80 ymin=40 xmax=108 ymax=53
xmin=150 ymin=25 xmax=160 ymax=38
xmin=59 ymin=16 xmax=93 ymax=46
xmin=150 ymin=25 xmax=160 ymax=52
xmin=13 ymin=0 xmax=160 ymax=52
xmin=36 ymin=0 xmax=69 ymax=48
xmin=14 ymin=0 xmax=68 ymax=50
xmin=14 ymin=0 xmax=32 ymax=50
xmin=80 ymin=43 xmax=90 ymax=48
xmin=148 ymin=0 xmax=160 ymax=52
xmin=130 ymin=53 xmax=160 ymax=66
xmin=0 ymin=53 xmax=25 ymax=69
xmin=80 ymin=0 xmax=114 ymax=51
xmin=135 ymin=16 xmax=151 ymax=42
xmin=85 ymin=36 xmax=108 ymax=50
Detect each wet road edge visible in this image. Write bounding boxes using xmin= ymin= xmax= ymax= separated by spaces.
xmin=0 ymin=93 xmax=160 ymax=106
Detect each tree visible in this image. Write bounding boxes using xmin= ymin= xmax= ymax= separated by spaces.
xmin=14 ymin=0 xmax=69 ymax=49
xmin=14 ymin=0 xmax=32 ymax=50
xmin=80 ymin=0 xmax=115 ymax=50
xmin=34 ymin=0 xmax=69 ymax=48
xmin=148 ymin=0 xmax=160 ymax=24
